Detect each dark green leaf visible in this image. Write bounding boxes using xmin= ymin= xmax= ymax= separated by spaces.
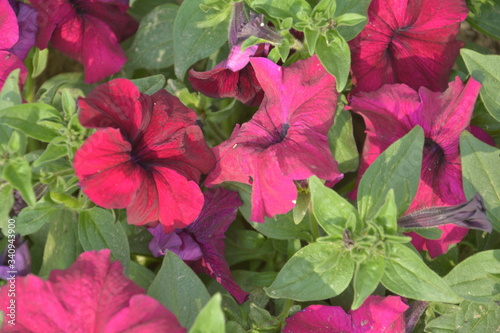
xmin=128 ymin=261 xmax=156 ymax=291
xmin=357 ymin=126 xmax=424 ymax=221
xmin=467 ymin=0 xmax=500 ymax=39
xmin=333 ymin=0 xmax=370 ymax=41
xmin=248 ymin=211 xmax=313 ymax=241
xmin=16 ymin=202 xmax=64 ymax=235
xmin=381 ymin=243 xmax=462 ymax=303
xmin=461 ymin=49 xmax=500 ymax=122
xmin=265 ymin=242 xmax=354 ymax=301
xmin=0 ymin=69 xmax=22 ymax=109
xmin=292 ymin=191 xmax=310 ymax=224
xmin=460 ymin=131 xmax=500 ymax=231
xmin=148 ymin=250 xmax=210 ymax=328
xmin=328 ymin=107 xmax=359 ymax=173
xmin=173 ymin=0 xmax=229 ymax=79
xmin=310 ymin=175 xmax=360 ymax=236
xmin=189 ymin=294 xmax=225 ymax=333
xmin=127 ymin=4 xmax=178 ymax=71
xmin=316 ymin=31 xmax=350 ymax=92
xmin=131 ymin=74 xmax=166 ymax=94
xmin=78 ymin=208 xmax=131 ymax=273
xmin=3 ymin=157 xmax=36 ymax=207
xmin=444 ymin=250 xmax=500 ymax=303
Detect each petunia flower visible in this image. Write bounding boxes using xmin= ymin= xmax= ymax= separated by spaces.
xmin=0 ymin=0 xmax=37 ymax=90
xmin=74 ymin=79 xmax=215 ymax=232
xmin=188 ymin=2 xmax=280 ymax=107
xmin=149 ymin=187 xmax=249 ymax=303
xmin=0 ymin=249 xmax=186 ymax=332
xmin=0 ymin=236 xmax=30 ymax=280
xmin=348 ymin=77 xmax=492 ymax=257
xmin=205 ymin=55 xmax=343 ymax=222
xmin=283 ymin=295 xmax=408 ymax=333
xmin=349 ymin=0 xmax=468 ymax=93
xmin=30 ymin=0 xmax=138 ymax=84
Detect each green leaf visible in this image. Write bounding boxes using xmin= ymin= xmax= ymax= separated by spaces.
xmin=32 ymin=48 xmax=48 ymax=78
xmin=0 ymin=69 xmax=22 ymax=109
xmin=310 ymin=175 xmax=360 ymax=236
xmin=316 ymin=31 xmax=350 ymax=92
xmin=38 ymin=209 xmax=81 ymax=277
xmin=466 ymin=0 xmax=500 ymax=39
xmin=250 ymin=0 xmax=312 ymax=26
xmin=130 ymin=74 xmax=166 ymax=94
xmin=425 ymin=300 xmax=500 ymax=333
xmin=3 ymin=157 xmax=36 ymax=207
xmin=265 ymin=242 xmax=354 ymax=301
xmin=16 ymin=202 xmax=64 ymax=235
xmin=292 ymin=191 xmax=310 ymax=224
xmin=78 ymin=208 xmax=131 ymax=274
xmin=128 ymin=261 xmax=156 ymax=291
xmin=61 ymin=89 xmax=76 ymax=117
xmin=352 ymin=255 xmax=385 ymax=310
xmin=189 ymin=294 xmax=225 ymax=333
xmin=304 ymin=27 xmax=320 ymax=54
xmin=381 ymin=243 xmax=462 ymax=303
xmin=0 ymin=103 xmax=62 ymax=142
xmin=148 ymin=250 xmax=210 ymax=328
xmin=328 ymin=106 xmax=359 ymax=173
xmin=333 ymin=0 xmax=371 ymax=41
xmin=33 ymin=142 xmax=67 ymax=167
xmin=127 ymin=4 xmax=178 ymax=71
xmin=444 ymin=250 xmax=500 ymax=303
xmin=173 ymin=0 xmax=229 ymax=79
xmin=336 ymin=13 xmax=367 ymax=27
xmin=460 ymin=131 xmax=500 ymax=231
xmin=357 ymin=126 xmax=424 ymax=221
xmin=373 ymin=189 xmax=398 ymax=236
xmin=461 ymin=49 xmax=500 ymax=122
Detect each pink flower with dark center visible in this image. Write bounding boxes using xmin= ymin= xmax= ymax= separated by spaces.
xmin=0 ymin=0 xmax=37 ymax=90
xmin=349 ymin=0 xmax=468 ymax=93
xmin=348 ymin=77 xmax=493 ymax=257
xmin=283 ymin=295 xmax=408 ymax=333
xmin=74 ymin=79 xmax=215 ymax=232
xmin=188 ymin=2 xmax=280 ymax=107
xmin=0 ymin=249 xmax=186 ymax=332
xmin=205 ymin=55 xmax=343 ymax=222
xmin=30 ymin=0 xmax=138 ymax=84
xmin=149 ymin=187 xmax=249 ymax=304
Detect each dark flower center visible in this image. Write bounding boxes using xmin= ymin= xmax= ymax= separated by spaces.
xmin=69 ymin=0 xmax=85 ymax=14
xmin=280 ymin=123 xmax=290 ymax=141
xmin=424 ymin=137 xmax=445 ymax=166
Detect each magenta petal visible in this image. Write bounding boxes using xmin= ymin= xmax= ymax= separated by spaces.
xmin=283 ymin=305 xmax=353 ymax=332
xmin=78 ymin=78 xmax=152 ymax=140
xmin=408 ymin=225 xmax=469 ymax=258
xmin=74 ymin=128 xmax=142 ymax=209
xmin=0 ymin=51 xmax=27 ymax=90
xmin=0 ymin=0 xmax=19 ymax=50
xmin=349 ymin=296 xmax=408 ymax=332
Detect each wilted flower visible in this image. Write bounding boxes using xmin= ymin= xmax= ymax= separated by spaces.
xmin=205 ymin=55 xmax=343 ymax=222
xmin=0 ymin=249 xmax=186 ymax=332
xmin=349 ymin=77 xmax=493 ymax=257
xmin=149 ymin=187 xmax=249 ymax=303
xmin=74 ymin=79 xmax=215 ymax=232
xmin=283 ymin=296 xmax=408 ymax=332
xmin=30 ymin=0 xmax=138 ymax=83
xmin=349 ymin=0 xmax=468 ymax=93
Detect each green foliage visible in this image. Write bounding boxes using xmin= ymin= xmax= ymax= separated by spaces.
xmin=328 ymin=106 xmax=359 ymax=173
xmin=189 ymin=294 xmax=226 ymax=333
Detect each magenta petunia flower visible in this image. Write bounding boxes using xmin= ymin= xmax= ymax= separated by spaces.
xmin=0 ymin=0 xmax=37 ymax=90
xmin=188 ymin=2 xmax=279 ymax=107
xmin=283 ymin=295 xmax=408 ymax=333
xmin=74 ymin=79 xmax=215 ymax=232
xmin=0 ymin=249 xmax=186 ymax=332
xmin=349 ymin=77 xmax=491 ymax=257
xmin=205 ymin=55 xmax=343 ymax=222
xmin=30 ymin=0 xmax=138 ymax=84
xmin=149 ymin=187 xmax=249 ymax=304
xmin=349 ymin=0 xmax=468 ymax=93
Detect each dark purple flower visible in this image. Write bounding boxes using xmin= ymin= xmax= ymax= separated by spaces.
xmin=149 ymin=187 xmax=249 ymax=304
xmin=0 ymin=236 xmax=30 ymax=280
xmin=8 ymin=0 xmax=38 ymax=60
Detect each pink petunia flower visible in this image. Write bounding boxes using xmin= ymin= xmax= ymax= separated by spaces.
xmin=0 ymin=249 xmax=186 ymax=332
xmin=283 ymin=295 xmax=408 ymax=333
xmin=74 ymin=79 xmax=215 ymax=232
xmin=348 ymin=77 xmax=493 ymax=257
xmin=188 ymin=2 xmax=279 ymax=107
xmin=0 ymin=0 xmax=37 ymax=90
xmin=30 ymin=0 xmax=138 ymax=84
xmin=205 ymin=55 xmax=343 ymax=222
xmin=149 ymin=187 xmax=249 ymax=304
xmin=349 ymin=0 xmax=468 ymax=93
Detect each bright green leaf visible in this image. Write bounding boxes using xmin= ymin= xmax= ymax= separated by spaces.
xmin=78 ymin=208 xmax=131 ymax=274
xmin=373 ymin=189 xmax=398 ymax=236
xmin=357 ymin=126 xmax=424 ymax=221
xmin=265 ymin=242 xmax=354 ymax=301
xmin=148 ymin=250 xmax=210 ymax=328
xmin=189 ymin=294 xmax=225 ymax=333
xmin=333 ymin=0 xmax=371 ymax=41
xmin=381 ymin=243 xmax=462 ymax=303
xmin=33 ymin=142 xmax=67 ymax=167
xmin=0 ymin=69 xmax=22 ymax=109
xmin=3 ymin=157 xmax=36 ymax=207
xmin=250 ymin=0 xmax=312 ymax=26
xmin=328 ymin=106 xmax=359 ymax=173
xmin=352 ymin=255 xmax=385 ymax=310
xmin=16 ymin=202 xmax=64 ymax=236
xmin=32 ymin=48 xmax=49 ymax=78
xmin=315 ymin=31 xmax=350 ymax=92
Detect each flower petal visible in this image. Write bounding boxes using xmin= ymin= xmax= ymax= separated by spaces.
xmin=0 ymin=0 xmax=19 ymax=50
